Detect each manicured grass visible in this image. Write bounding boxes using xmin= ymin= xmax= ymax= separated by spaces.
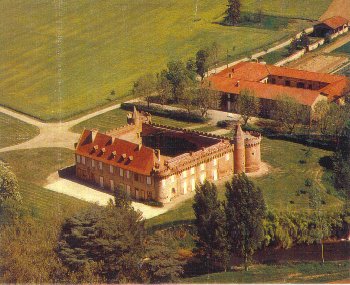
xmin=192 ymin=124 xmax=221 ymax=133
xmin=262 ymin=47 xmax=289 ymax=64
xmin=70 ymin=108 xmax=199 ymax=133
xmin=334 ymin=41 xmax=350 ymax=55
xmin=182 ymin=261 xmax=349 ymax=283
xmin=0 ymin=148 xmax=88 ymax=220
xmin=0 ymin=0 xmax=329 ymax=121
xmin=147 ymin=138 xmax=342 ymax=228
xmin=0 ymin=112 xmax=39 ymax=148
xmin=0 ymin=148 xmax=74 ymax=185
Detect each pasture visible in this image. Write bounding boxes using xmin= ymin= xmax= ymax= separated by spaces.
xmin=333 ymin=41 xmax=350 ymax=55
xmin=0 ymin=112 xmax=39 ymax=149
xmin=0 ymin=0 xmax=330 ymax=121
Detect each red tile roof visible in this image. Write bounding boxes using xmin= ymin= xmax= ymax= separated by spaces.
xmin=321 ymin=16 xmax=349 ymax=30
xmin=76 ymin=130 xmax=155 ymax=175
xmin=207 ymin=62 xmax=349 ymax=106
xmin=208 ymin=75 xmax=322 ymax=106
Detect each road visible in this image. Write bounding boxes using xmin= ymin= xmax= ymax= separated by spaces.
xmin=0 ymin=103 xmax=121 ymax=153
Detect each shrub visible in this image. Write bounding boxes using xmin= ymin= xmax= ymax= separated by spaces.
xmin=121 ymin=102 xmax=206 ymax=123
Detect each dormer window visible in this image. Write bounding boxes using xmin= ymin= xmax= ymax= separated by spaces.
xmin=81 ymin=156 xmax=86 ymax=165
xmin=76 ymin=155 xmax=81 ymax=163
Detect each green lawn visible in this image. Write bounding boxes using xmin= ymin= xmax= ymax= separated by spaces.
xmin=0 ymin=0 xmax=330 ymax=121
xmin=262 ymin=47 xmax=289 ymax=64
xmin=147 ymin=138 xmax=342 ymax=228
xmin=70 ymin=108 xmax=199 ymax=133
xmin=333 ymin=41 xmax=350 ymax=55
xmin=182 ymin=261 xmax=349 ymax=284
xmin=0 ymin=148 xmax=88 ymax=220
xmin=0 ymin=112 xmax=39 ymax=148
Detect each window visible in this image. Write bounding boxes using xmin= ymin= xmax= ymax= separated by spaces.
xmin=285 ymin=80 xmax=290 ymax=86
xmin=120 ymin=168 xmax=124 ymax=177
xmin=92 ymin=159 xmax=95 ymax=167
xmin=213 ymin=159 xmax=217 ymax=166
xmin=200 ymin=173 xmax=206 ymax=183
xmin=162 ymin=179 xmax=166 ymax=187
xmin=297 ymin=82 xmax=305 ymax=89
xmin=225 ymin=153 xmax=230 ymax=161
xmin=126 ymin=185 xmax=131 ymax=196
xmin=81 ymin=156 xmax=85 ymax=165
xmin=99 ymin=161 xmax=103 ymax=170
xmin=134 ymin=173 xmax=139 ymax=182
xmin=109 ymin=165 xmax=113 ymax=174
xmin=182 ymin=171 xmax=187 ymax=178
xmin=76 ymin=155 xmax=81 ymax=163
xmin=200 ymin=163 xmax=205 ymax=171
xmin=271 ymin=78 xmax=276 ymax=84
xmin=308 ymin=84 xmax=312 ymax=89
xmin=110 ymin=180 xmax=114 ymax=191
xmin=126 ymin=170 xmax=130 ymax=179
xmin=190 ymin=167 xmax=195 ymax=175
xmin=171 ymin=176 xmax=175 ymax=183
xmin=146 ymin=176 xmax=151 ymax=185
xmin=147 ymin=191 xmax=152 ymax=200
xmin=191 ymin=178 xmax=196 ymax=191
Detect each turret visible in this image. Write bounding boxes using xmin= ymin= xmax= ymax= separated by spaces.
xmin=132 ymin=106 xmax=140 ymax=126
xmin=234 ymin=123 xmax=245 ymax=174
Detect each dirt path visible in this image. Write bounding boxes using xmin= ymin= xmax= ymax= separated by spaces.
xmin=320 ymin=0 xmax=350 ymax=21
xmin=323 ymin=33 xmax=350 ymax=53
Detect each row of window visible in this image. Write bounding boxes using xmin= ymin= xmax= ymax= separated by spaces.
xmin=104 ymin=178 xmax=152 ymax=200
xmin=77 ymin=155 xmax=152 ymax=185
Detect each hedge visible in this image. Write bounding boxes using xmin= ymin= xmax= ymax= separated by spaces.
xmin=121 ymin=102 xmax=207 ymax=123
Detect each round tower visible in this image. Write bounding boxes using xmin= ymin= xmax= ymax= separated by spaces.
xmin=234 ymin=123 xmax=246 ymax=174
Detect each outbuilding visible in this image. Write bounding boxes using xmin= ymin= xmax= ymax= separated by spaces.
xmin=313 ymin=16 xmax=349 ymax=38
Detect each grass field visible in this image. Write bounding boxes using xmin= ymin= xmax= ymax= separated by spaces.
xmin=0 ymin=0 xmax=330 ymax=121
xmin=333 ymin=41 xmax=350 ymax=55
xmin=70 ymin=108 xmax=199 ymax=133
xmin=182 ymin=261 xmax=349 ymax=284
xmin=262 ymin=47 xmax=289 ymax=64
xmin=0 ymin=148 xmax=88 ymax=220
xmin=0 ymin=112 xmax=39 ymax=148
xmin=147 ymin=137 xmax=342 ymax=227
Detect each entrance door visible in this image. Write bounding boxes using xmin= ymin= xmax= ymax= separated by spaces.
xmin=99 ymin=176 xmax=104 ymax=188
xmin=110 ymin=180 xmax=114 ymax=191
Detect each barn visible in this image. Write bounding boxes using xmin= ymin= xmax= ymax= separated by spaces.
xmin=313 ymin=16 xmax=349 ymax=38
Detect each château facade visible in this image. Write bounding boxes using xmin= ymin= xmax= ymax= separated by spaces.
xmin=75 ymin=108 xmax=262 ymax=203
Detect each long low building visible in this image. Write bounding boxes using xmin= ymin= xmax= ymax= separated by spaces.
xmin=206 ymin=61 xmax=349 ymax=117
xmin=74 ymin=108 xmax=262 ymax=203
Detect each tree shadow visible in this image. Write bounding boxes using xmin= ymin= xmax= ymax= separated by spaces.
xmin=319 ymin=155 xmax=333 ymax=170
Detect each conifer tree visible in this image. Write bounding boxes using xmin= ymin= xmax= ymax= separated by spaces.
xmin=193 ymin=181 xmax=229 ymax=272
xmin=225 ymin=0 xmax=241 ymax=26
xmin=224 ymin=174 xmax=266 ymax=271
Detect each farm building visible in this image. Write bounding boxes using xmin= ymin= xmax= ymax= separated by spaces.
xmin=206 ymin=61 xmax=349 ymax=117
xmin=313 ymin=16 xmax=349 ymax=38
xmin=74 ymin=108 xmax=261 ymax=203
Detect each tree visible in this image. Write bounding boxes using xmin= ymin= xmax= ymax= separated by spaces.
xmin=195 ymin=49 xmax=210 ymax=80
xmin=225 ymin=0 xmax=241 ymax=26
xmin=271 ymin=95 xmax=309 ymax=134
xmin=288 ymin=38 xmax=298 ymax=55
xmin=299 ymin=31 xmax=310 ymax=48
xmin=179 ymin=84 xmax=197 ymax=115
xmin=166 ymin=60 xmax=195 ymax=102
xmin=57 ymin=204 xmax=145 ymax=283
xmin=114 ymin=186 xmax=132 ymax=210
xmin=308 ymin=187 xmax=330 ymax=263
xmin=208 ymin=42 xmax=221 ymax=73
xmin=195 ymin=86 xmax=219 ymax=118
xmin=224 ymin=174 xmax=266 ymax=271
xmin=333 ymin=120 xmax=350 ymax=199
xmin=143 ymin=232 xmax=184 ymax=283
xmin=133 ymin=73 xmax=155 ymax=107
xmin=236 ymin=89 xmax=260 ymax=125
xmin=156 ymin=71 xmax=172 ymax=105
xmin=192 ymin=181 xmax=229 ymax=272
xmin=0 ymin=161 xmax=22 ymax=226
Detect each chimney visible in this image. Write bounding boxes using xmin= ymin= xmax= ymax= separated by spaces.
xmin=138 ymin=143 xmax=142 ymax=151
